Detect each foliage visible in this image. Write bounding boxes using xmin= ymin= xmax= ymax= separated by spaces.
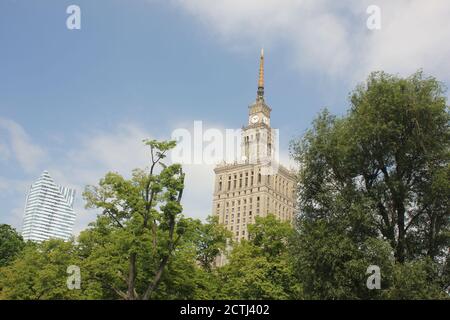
xmin=382 ymin=259 xmax=448 ymax=299
xmin=217 ymin=215 xmax=302 ymax=300
xmin=194 ymin=215 xmax=231 ymax=271
xmin=80 ymin=139 xmax=196 ymax=300
xmin=290 ymin=70 xmax=449 ymax=299
xmin=0 ymin=224 xmax=25 ymax=267
xmin=0 ymin=240 xmax=82 ymax=300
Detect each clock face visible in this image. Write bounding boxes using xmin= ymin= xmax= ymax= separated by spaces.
xmin=262 ymin=116 xmax=268 ymax=124
xmin=250 ymin=115 xmax=259 ymax=124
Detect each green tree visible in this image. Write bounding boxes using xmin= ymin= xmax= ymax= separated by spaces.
xmin=0 ymin=240 xmax=82 ymax=300
xmin=143 ymin=216 xmax=228 ymax=300
xmin=0 ymin=224 xmax=25 ymax=267
xmin=218 ymin=215 xmax=302 ymax=300
xmin=290 ymin=70 xmax=449 ymax=298
xmin=0 ymin=140 xmax=230 ymax=300
xmin=194 ymin=215 xmax=231 ymax=271
xmin=82 ymin=139 xmax=188 ymax=300
xmin=382 ymin=258 xmax=448 ymax=299
xmin=291 ymin=217 xmax=395 ymax=299
xmin=76 ymin=214 xmax=226 ymax=300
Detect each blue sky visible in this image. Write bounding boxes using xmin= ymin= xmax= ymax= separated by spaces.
xmin=1 ymin=0 xmax=449 ymax=233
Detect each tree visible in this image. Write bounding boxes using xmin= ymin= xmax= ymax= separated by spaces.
xmin=382 ymin=258 xmax=448 ymax=299
xmin=0 ymin=240 xmax=82 ymax=300
xmin=75 ymin=215 xmax=227 ymax=300
xmin=348 ymin=71 xmax=449 ymax=263
xmin=0 ymin=139 xmax=229 ymax=300
xmin=290 ymin=215 xmax=395 ymax=299
xmin=218 ymin=215 xmax=302 ymax=300
xmin=290 ymin=70 xmax=449 ymax=298
xmin=0 ymin=224 xmax=25 ymax=267
xmin=82 ymin=139 xmax=186 ymax=300
xmin=155 ymin=215 xmax=230 ymax=299
xmin=194 ymin=215 xmax=231 ymax=271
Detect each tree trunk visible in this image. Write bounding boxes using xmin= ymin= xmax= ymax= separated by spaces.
xmin=126 ymin=253 xmax=137 ymax=300
xmin=395 ymin=200 xmax=406 ymax=263
xmin=142 ymin=255 xmax=170 ymax=300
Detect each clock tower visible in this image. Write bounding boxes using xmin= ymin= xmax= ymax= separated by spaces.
xmin=212 ymin=49 xmax=296 ymax=251
xmin=242 ymin=49 xmax=274 ymax=164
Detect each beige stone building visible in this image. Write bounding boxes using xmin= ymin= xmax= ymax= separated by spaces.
xmin=212 ymin=50 xmax=297 ymax=243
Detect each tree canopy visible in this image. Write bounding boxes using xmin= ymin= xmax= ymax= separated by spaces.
xmin=0 ymin=224 xmax=25 ymax=267
xmin=290 ymin=70 xmax=449 ymax=298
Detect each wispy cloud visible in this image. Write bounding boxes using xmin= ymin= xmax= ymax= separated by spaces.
xmin=0 ymin=118 xmax=227 ymax=234
xmin=0 ymin=117 xmax=48 ymax=173
xmin=47 ymin=123 xmax=156 ymax=234
xmin=173 ymin=0 xmax=450 ymax=84
xmin=0 ymin=141 xmax=11 ymax=161
xmin=0 ymin=116 xmax=298 ymax=234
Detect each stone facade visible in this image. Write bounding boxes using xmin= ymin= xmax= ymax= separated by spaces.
xmin=212 ymin=50 xmax=296 ymax=244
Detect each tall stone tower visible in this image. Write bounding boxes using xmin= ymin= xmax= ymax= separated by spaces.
xmin=212 ymin=50 xmax=296 ymax=244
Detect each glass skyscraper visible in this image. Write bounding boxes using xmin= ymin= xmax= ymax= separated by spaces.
xmin=21 ymin=171 xmax=77 ymax=242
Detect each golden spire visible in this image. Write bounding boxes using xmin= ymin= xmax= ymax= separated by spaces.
xmin=258 ymin=48 xmax=264 ymax=88
xmin=257 ymin=48 xmax=264 ymax=100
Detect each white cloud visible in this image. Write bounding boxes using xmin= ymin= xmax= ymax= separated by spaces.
xmin=0 ymin=120 xmax=159 ymax=233
xmin=0 ymin=141 xmax=11 ymax=161
xmin=173 ymin=0 xmax=450 ymax=83
xmin=0 ymin=176 xmax=31 ymax=231
xmin=45 ymin=124 xmax=159 ymax=234
xmin=360 ymin=1 xmax=450 ymax=80
xmin=0 ymin=118 xmax=220 ymax=234
xmin=52 ymin=124 xmax=153 ymax=187
xmin=0 ymin=117 xmax=296 ymax=235
xmin=0 ymin=176 xmax=29 ymax=194
xmin=47 ymin=122 xmax=222 ymax=233
xmin=0 ymin=117 xmax=47 ymax=173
